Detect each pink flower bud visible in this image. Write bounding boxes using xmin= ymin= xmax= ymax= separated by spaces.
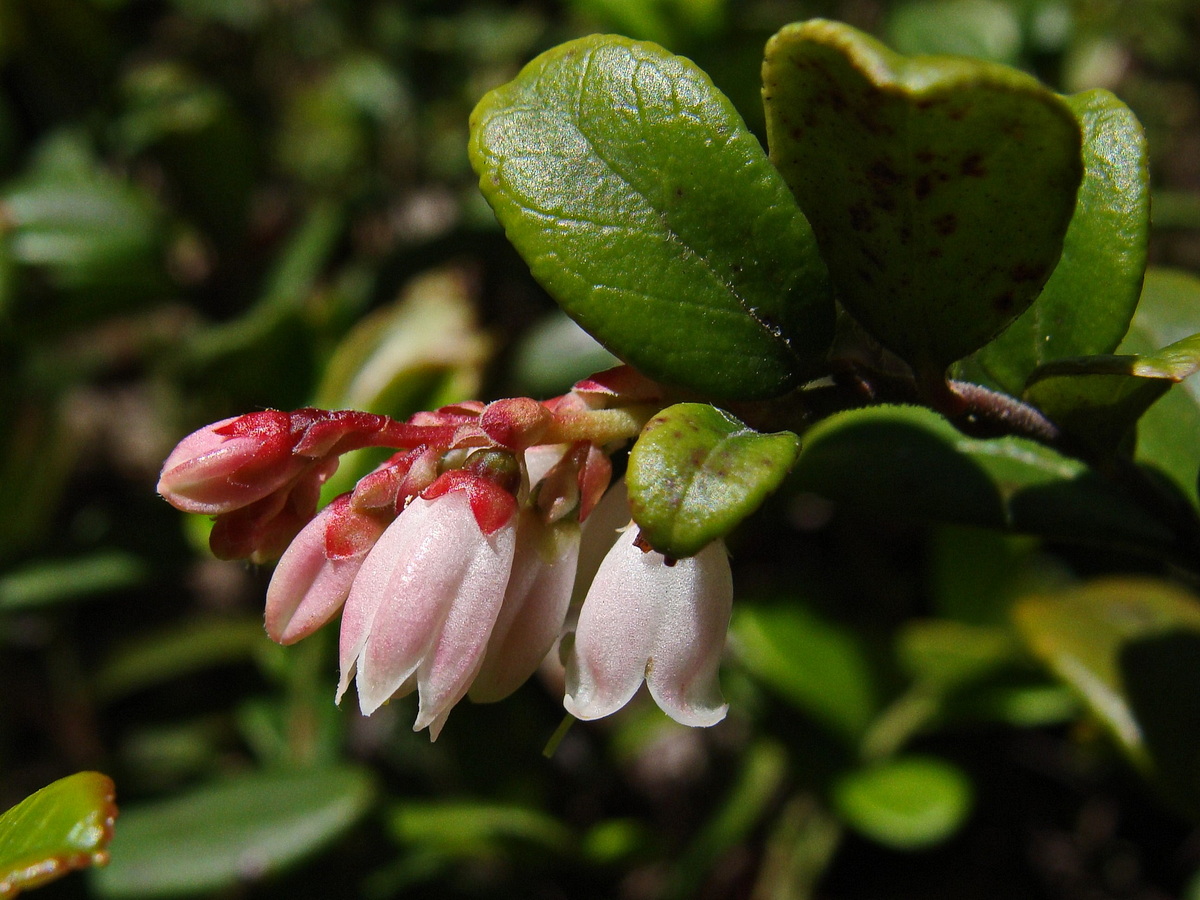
xmin=564 ymin=527 xmax=732 ymax=727
xmin=208 ymin=456 xmax=339 ymax=562
xmin=158 ymin=413 xmax=310 ymax=515
xmin=480 ymin=398 xmax=552 ymax=450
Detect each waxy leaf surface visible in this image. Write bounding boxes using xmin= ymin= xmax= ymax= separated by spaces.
xmin=0 ymin=772 xmax=117 ymax=898
xmin=763 ymin=20 xmax=1082 ymax=379
xmin=1024 ymin=329 xmax=1200 ymax=458
xmin=628 ymin=403 xmax=799 ymax=557
xmin=470 ymin=35 xmax=833 ymax=400
xmin=92 ymin=768 xmax=372 ymax=897
xmin=1013 ymin=578 xmax=1200 ymax=816
xmin=1120 ymin=268 xmax=1200 ymax=504
xmin=968 ymin=89 xmax=1149 ymax=395
xmin=790 ymin=406 xmax=1178 ymax=560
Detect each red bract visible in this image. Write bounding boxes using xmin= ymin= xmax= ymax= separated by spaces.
xmin=423 ymin=470 xmax=517 ymax=536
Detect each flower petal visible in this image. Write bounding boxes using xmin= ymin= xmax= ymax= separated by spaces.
xmin=358 ymin=491 xmax=514 ymax=717
xmin=563 ymin=525 xmax=661 ymax=721
xmin=335 ymin=497 xmax=439 ymax=705
xmin=644 ymin=539 xmax=732 ymax=727
xmin=409 ymin=513 xmax=516 ymax=731
xmin=265 ymin=497 xmax=388 ymax=645
xmin=469 ymin=512 xmax=579 ymax=703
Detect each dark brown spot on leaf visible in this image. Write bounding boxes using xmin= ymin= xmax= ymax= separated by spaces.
xmin=961 ymin=153 xmax=987 ymax=177
xmin=868 ymin=159 xmax=902 ymax=188
xmin=933 ymin=213 xmax=958 ymax=236
xmin=848 ymin=203 xmax=874 ymax=232
xmin=1011 ymin=261 xmax=1048 ymax=282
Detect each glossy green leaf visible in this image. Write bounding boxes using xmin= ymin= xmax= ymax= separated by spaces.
xmin=627 ymin=403 xmax=800 ymax=557
xmin=0 ymin=772 xmax=117 ymax=898
xmin=763 ymin=20 xmax=1081 ymax=380
xmin=733 ymin=603 xmax=878 ymax=740
xmin=1120 ymin=268 xmax=1200 ymax=503
xmin=470 ymin=34 xmax=833 ymax=400
xmin=833 ymin=756 xmax=972 ymax=849
xmin=91 ymin=768 xmax=373 ymax=897
xmin=790 ymin=405 xmax=1178 ymax=559
xmin=1023 ymin=329 xmax=1200 ymax=458
xmin=968 ymin=89 xmax=1150 ymax=395
xmin=1013 ymin=578 xmax=1200 ymax=815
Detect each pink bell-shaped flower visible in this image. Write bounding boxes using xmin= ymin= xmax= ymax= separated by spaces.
xmin=564 ymin=526 xmax=733 ymax=727
xmin=264 ymin=495 xmax=390 ymax=645
xmin=468 ymin=510 xmax=580 ymax=703
xmin=336 ymin=482 xmax=517 ymax=738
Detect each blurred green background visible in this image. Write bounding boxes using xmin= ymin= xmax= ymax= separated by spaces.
xmin=2 ymin=1 xmax=1200 ymax=898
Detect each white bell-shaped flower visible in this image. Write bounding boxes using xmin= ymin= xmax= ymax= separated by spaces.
xmin=564 ymin=526 xmax=732 ymax=727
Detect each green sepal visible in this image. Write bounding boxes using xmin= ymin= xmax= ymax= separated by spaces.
xmin=470 ymin=34 xmax=834 ymax=400
xmin=763 ymin=19 xmax=1082 ymax=382
xmin=627 ymin=403 xmax=800 ymax=557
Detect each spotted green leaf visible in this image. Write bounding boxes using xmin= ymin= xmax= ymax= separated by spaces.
xmin=763 ymin=20 xmax=1082 ymax=382
xmin=627 ymin=403 xmax=800 ymax=557
xmin=0 ymin=772 xmax=117 ymax=898
xmin=470 ymin=34 xmax=833 ymax=400
xmin=967 ymin=89 xmax=1150 ymax=395
xmin=1013 ymin=578 xmax=1200 ymax=816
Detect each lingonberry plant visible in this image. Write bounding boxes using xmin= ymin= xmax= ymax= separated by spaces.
xmin=140 ymin=14 xmax=1200 ymax=877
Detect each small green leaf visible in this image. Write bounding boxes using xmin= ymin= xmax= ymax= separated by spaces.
xmin=897 ymin=620 xmax=1018 ymax=690
xmin=790 ymin=405 xmax=1178 ymax=558
xmin=763 ymin=20 xmax=1082 ymax=380
xmin=0 ymin=552 xmax=148 ymax=611
xmin=733 ymin=603 xmax=878 ymax=740
xmin=968 ymin=89 xmax=1150 ymax=395
xmin=91 ymin=768 xmax=373 ymax=897
xmin=1013 ymin=578 xmax=1200 ymax=815
xmin=470 ymin=34 xmax=833 ymax=400
xmin=0 ymin=772 xmax=117 ymax=898
xmin=94 ymin=618 xmax=268 ymax=702
xmin=627 ymin=403 xmax=800 ymax=557
xmin=389 ymin=802 xmax=574 ymax=859
xmin=3 ymin=133 xmax=167 ymax=315
xmin=1023 ymin=329 xmax=1200 ymax=458
xmin=1121 ymin=269 xmax=1200 ymax=503
xmin=833 ymin=756 xmax=972 ymax=849
xmin=887 ymin=0 xmax=1022 ymax=64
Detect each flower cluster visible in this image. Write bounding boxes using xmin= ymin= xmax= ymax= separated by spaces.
xmin=158 ymin=368 xmax=734 ymax=739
